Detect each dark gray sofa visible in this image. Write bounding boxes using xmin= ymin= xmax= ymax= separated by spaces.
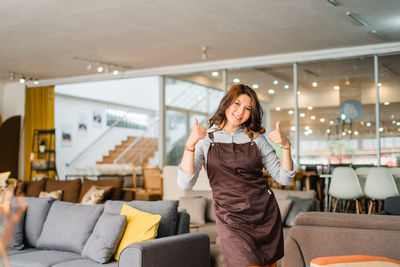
xmin=4 ymin=197 xmax=210 ymax=267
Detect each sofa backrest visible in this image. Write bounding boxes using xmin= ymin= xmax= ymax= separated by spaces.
xmin=282 ymin=212 xmax=400 ymax=267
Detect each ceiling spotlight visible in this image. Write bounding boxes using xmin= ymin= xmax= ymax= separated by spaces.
xmin=384 ymin=101 xmax=390 ymax=105
xmin=372 ymin=30 xmax=391 ymax=42
xmin=307 ymin=106 xmax=313 ymax=110
xmin=297 ymin=91 xmax=301 ymax=95
xmin=211 ymin=71 xmax=219 ymax=77
xmin=327 ymin=129 xmax=331 ymax=134
xmin=288 ymin=110 xmax=294 ymax=115
xmin=268 ymin=89 xmax=275 ymax=94
xmin=366 ymin=122 xmax=372 ymax=127
xmin=284 ymin=84 xmax=289 ymax=89
xmin=330 ymin=120 xmax=334 ymax=125
xmin=290 ymin=126 xmax=296 ymax=132
xmin=233 ymin=78 xmax=240 ymax=83
xmin=19 ymin=77 xmax=25 ymax=84
xmin=305 ymin=126 xmax=310 ymax=130
xmin=34 ymin=79 xmax=39 ymax=85
xmin=346 ymin=12 xmax=368 ymax=27
xmin=378 ymin=82 xmax=382 ymax=87
xmin=334 ymin=85 xmax=340 ymax=90
xmin=113 ymin=70 xmax=119 ymax=75
xmin=326 ymin=0 xmax=339 ymax=6
xmin=397 ymin=122 xmax=400 ymax=126
xmin=252 ymin=84 xmax=259 ymax=89
xmin=320 ymin=118 xmax=326 ymax=122
xmin=379 ymin=127 xmax=384 ymax=132
xmin=341 ymin=114 xmax=346 ymax=120
xmin=300 ymin=113 xmax=305 ymax=117
xmin=310 ymin=115 xmax=316 ymax=120
xmin=273 ymin=80 xmax=279 ymax=85
xmin=275 ymin=107 xmax=281 ymax=111
xmin=97 ymin=65 xmax=103 ymax=73
xmin=312 ymin=82 xmax=318 ymax=87
xmin=201 ymin=46 xmax=208 ymax=60
xmin=354 ymin=131 xmax=359 ymax=136
xmin=86 ymin=63 xmax=93 ymax=71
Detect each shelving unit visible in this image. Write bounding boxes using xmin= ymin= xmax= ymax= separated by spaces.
xmin=30 ymin=129 xmax=58 ymax=181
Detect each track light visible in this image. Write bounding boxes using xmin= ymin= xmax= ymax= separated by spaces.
xmin=74 ymin=57 xmax=130 ymax=75
xmin=9 ymin=72 xmax=15 ymax=81
xmin=86 ymin=63 xmax=92 ymax=71
xmin=326 ymin=0 xmax=339 ymax=6
xmin=113 ymin=70 xmax=119 ymax=75
xmin=19 ymin=77 xmax=25 ymax=84
xmin=346 ymin=12 xmax=368 ymax=27
xmin=372 ymin=30 xmax=391 ymax=41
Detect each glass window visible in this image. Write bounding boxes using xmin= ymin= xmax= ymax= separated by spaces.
xmin=297 ymin=57 xmax=376 ymax=166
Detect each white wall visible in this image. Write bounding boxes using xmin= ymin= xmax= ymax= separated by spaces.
xmin=55 ymin=76 xmax=159 ymax=110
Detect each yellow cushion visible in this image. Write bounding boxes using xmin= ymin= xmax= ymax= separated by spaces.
xmin=114 ymin=204 xmax=161 ymax=261
xmin=311 ymin=255 xmax=400 ymax=267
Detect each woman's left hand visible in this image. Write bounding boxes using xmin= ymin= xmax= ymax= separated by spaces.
xmin=268 ymin=121 xmax=290 ymax=148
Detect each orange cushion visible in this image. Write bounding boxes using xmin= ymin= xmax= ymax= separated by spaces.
xmin=311 ymin=255 xmax=400 ymax=267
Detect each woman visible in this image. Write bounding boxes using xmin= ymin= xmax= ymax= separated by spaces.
xmin=178 ymin=84 xmax=296 ymax=267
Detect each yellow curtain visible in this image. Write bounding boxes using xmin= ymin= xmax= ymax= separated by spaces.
xmin=24 ymin=86 xmax=55 ymax=181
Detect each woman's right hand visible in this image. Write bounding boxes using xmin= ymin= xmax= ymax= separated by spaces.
xmin=186 ymin=118 xmax=207 ymax=149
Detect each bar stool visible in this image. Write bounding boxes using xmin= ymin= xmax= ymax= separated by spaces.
xmin=364 ymin=167 xmax=399 ymax=214
xmin=329 ymin=167 xmax=364 ymax=213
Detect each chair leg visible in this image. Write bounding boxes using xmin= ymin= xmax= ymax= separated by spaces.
xmin=345 ymin=200 xmax=351 ymax=213
xmin=368 ymin=200 xmax=373 ymax=214
xmin=355 ymin=200 xmax=361 ymax=214
xmin=333 ymin=199 xmax=339 ymax=213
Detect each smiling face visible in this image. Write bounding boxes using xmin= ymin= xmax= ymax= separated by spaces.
xmin=225 ymin=94 xmax=253 ymax=130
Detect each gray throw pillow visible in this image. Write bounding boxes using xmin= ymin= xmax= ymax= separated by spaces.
xmin=18 ymin=197 xmax=56 ymax=247
xmin=82 ymin=214 xmax=126 ymax=263
xmin=284 ymin=195 xmax=313 ymax=227
xmin=36 ymin=201 xmax=104 ymax=253
xmin=104 ymin=200 xmax=178 ymax=238
xmin=1 ymin=199 xmax=26 ymax=250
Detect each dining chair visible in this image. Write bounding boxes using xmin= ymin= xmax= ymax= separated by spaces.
xmin=328 ymin=167 xmax=364 ymax=213
xmin=135 ymin=166 xmax=163 ymax=201
xmin=364 ymin=167 xmax=399 ymax=214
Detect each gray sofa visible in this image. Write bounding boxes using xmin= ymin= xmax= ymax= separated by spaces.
xmin=282 ymin=212 xmax=400 ymax=267
xmin=4 ymin=197 xmax=210 ymax=267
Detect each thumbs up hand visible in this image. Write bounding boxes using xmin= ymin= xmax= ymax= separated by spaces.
xmin=268 ymin=121 xmax=290 ymax=148
xmin=186 ymin=118 xmax=207 ymax=150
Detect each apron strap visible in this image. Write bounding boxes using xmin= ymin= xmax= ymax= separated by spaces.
xmin=208 ymin=132 xmax=215 ymax=146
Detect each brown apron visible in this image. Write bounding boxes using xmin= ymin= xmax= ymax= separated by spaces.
xmin=206 ymin=132 xmax=283 ymax=267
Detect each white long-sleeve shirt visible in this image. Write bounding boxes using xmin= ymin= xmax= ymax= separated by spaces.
xmin=178 ymin=126 xmax=297 ymax=190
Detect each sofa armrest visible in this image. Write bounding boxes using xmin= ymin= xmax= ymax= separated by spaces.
xmin=281 ymin=237 xmax=305 ymax=267
xmin=118 ymin=232 xmax=210 ymax=267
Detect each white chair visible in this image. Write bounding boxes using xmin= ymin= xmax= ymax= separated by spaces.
xmin=389 ymin=167 xmax=400 ymax=177
xmin=364 ymin=167 xmax=399 ymax=214
xmin=355 ymin=167 xmax=371 ymax=190
xmin=329 ymin=167 xmax=364 ymax=213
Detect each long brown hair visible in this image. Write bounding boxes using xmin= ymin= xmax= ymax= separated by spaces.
xmin=209 ymin=84 xmax=266 ymax=138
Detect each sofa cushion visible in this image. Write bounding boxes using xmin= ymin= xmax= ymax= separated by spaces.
xmin=310 ymin=255 xmax=400 ymax=267
xmin=82 ymin=214 xmax=126 ymax=263
xmin=25 ymin=179 xmax=46 ymax=197
xmin=81 ymin=185 xmax=108 ymax=205
xmin=2 ymin=199 xmax=26 ymax=250
xmin=80 ymin=178 xmax=123 ymax=201
xmin=45 ymin=179 xmax=81 ymax=202
xmin=104 ymin=200 xmax=178 ymax=238
xmin=21 ymin=196 xmax=56 ymax=247
xmin=277 ymin=198 xmax=293 ymax=222
xmin=36 ymin=201 xmax=103 ymax=253
xmin=52 ymin=259 xmax=118 ymax=267
xmin=114 ymin=204 xmax=161 ymax=261
xmin=8 ymin=250 xmax=82 ymax=267
xmin=272 ymin=188 xmax=315 ymax=200
xmin=179 ymin=196 xmax=207 ymax=225
xmin=183 ymin=190 xmax=215 ymax=222
xmin=14 ymin=180 xmax=25 ymax=197
xmin=284 ymin=195 xmax=313 ymax=227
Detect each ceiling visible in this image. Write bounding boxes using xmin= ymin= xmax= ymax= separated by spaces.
xmin=1 ymin=0 xmax=400 ymax=83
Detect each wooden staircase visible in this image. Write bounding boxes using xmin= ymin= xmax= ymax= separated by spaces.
xmin=97 ymin=136 xmax=158 ymax=166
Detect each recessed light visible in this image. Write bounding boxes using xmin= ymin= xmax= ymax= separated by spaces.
xmin=312 ymin=82 xmax=318 ymax=87
xmin=305 ymin=126 xmax=310 ymax=130
xmin=307 ymin=106 xmax=313 ymax=110
xmin=252 ymin=84 xmax=259 ymax=89
xmin=334 ymin=85 xmax=340 ymax=90
xmin=275 ymin=107 xmax=281 ymax=111
xmin=273 ymin=80 xmax=278 ymax=85
xmin=290 ymin=126 xmax=296 ymax=131
xmin=392 ymin=120 xmax=396 ymax=124
xmin=378 ymin=82 xmax=382 ymax=86
xmin=326 ymin=129 xmax=331 ymax=134
xmin=297 ymin=91 xmax=301 ymax=95
xmin=284 ymin=84 xmax=289 ymax=89
xmin=354 ymin=131 xmax=359 ymax=135
xmin=300 ymin=113 xmax=305 ymax=117
xmin=384 ymin=101 xmax=390 ymax=105
xmin=211 ymin=71 xmax=219 ymax=77
xmin=397 ymin=122 xmax=400 ymax=126
xmin=379 ymin=127 xmax=384 ymax=132
xmin=320 ymin=118 xmax=325 ymax=122
xmin=366 ymin=122 xmax=372 ymax=127
xmin=268 ymin=89 xmax=275 ymax=94
xmin=342 ymin=132 xmax=346 ymax=136
xmin=113 ymin=70 xmax=119 ymax=75
xmin=233 ymin=78 xmax=240 ymax=83
xmin=330 ymin=120 xmax=334 ymax=125
xmin=288 ymin=110 xmax=294 ymax=115
xmin=97 ymin=66 xmax=103 ymax=72
xmin=310 ymin=115 xmax=316 ymax=120
xmin=19 ymin=77 xmax=25 ymax=84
